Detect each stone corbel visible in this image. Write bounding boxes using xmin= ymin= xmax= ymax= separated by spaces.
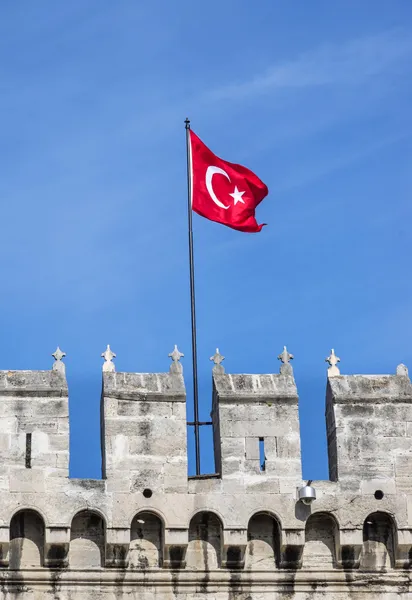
xmin=105 ymin=528 xmax=130 ymax=568
xmin=0 ymin=526 xmax=9 ymax=567
xmin=44 ymin=527 xmax=70 ymax=568
xmin=279 ymin=528 xmax=304 ymax=569
xmin=338 ymin=529 xmax=362 ymax=569
xmin=221 ymin=529 xmax=247 ymax=569
xmin=163 ymin=528 xmax=188 ymax=569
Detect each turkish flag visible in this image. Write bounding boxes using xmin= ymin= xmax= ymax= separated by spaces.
xmin=190 ymin=130 xmax=268 ymax=233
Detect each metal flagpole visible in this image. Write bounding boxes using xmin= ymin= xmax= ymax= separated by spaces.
xmin=185 ymin=118 xmax=201 ymax=476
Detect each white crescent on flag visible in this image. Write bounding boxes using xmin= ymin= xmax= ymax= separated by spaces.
xmin=205 ymin=166 xmax=230 ymax=210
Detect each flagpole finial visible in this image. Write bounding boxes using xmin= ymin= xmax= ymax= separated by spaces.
xmin=326 ymin=349 xmax=341 ymax=377
xmin=102 ymin=345 xmax=116 ymax=373
xmin=169 ymin=345 xmax=184 ymax=374
xmin=184 ymin=117 xmax=190 ymax=129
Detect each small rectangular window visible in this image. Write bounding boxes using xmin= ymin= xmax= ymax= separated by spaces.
xmin=259 ymin=437 xmax=266 ymax=471
xmin=25 ymin=433 xmax=32 ymax=469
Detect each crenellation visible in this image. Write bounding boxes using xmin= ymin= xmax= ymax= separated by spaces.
xmin=212 ymin=355 xmax=302 ymax=491
xmin=0 ymin=346 xmax=411 ymax=597
xmin=326 ymin=361 xmax=412 ymax=496
xmin=101 ymin=354 xmax=188 ymax=499
xmin=0 ymin=362 xmax=70 ymax=508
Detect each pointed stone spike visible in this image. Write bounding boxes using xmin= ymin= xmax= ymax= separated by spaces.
xmin=277 ymin=346 xmax=294 ymax=364
xmin=169 ymin=344 xmax=184 ymax=363
xmin=102 ymin=345 xmax=116 ymax=372
xmin=326 ymin=349 xmax=341 ymax=377
xmin=52 ymin=346 xmax=66 ymax=373
xmin=210 ymin=348 xmax=225 ymax=373
xmin=397 ymin=363 xmax=409 ymax=377
xmin=277 ymin=346 xmax=294 ymax=376
xmin=169 ymin=345 xmax=184 ymax=374
xmin=210 ymin=348 xmax=225 ymax=366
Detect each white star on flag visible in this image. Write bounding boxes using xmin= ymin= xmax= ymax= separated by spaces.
xmin=229 ymin=186 xmax=246 ymax=205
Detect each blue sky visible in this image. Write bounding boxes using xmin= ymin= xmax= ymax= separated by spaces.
xmin=0 ymin=1 xmax=411 ymax=479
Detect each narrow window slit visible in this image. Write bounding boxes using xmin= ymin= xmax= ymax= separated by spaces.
xmin=25 ymin=433 xmax=32 ymax=469
xmin=259 ymin=437 xmax=266 ymax=471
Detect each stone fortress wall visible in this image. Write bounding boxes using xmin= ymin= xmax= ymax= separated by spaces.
xmin=0 ymin=344 xmax=412 ymax=598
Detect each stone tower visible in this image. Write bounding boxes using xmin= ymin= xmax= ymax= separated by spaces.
xmin=0 ymin=344 xmax=410 ymax=598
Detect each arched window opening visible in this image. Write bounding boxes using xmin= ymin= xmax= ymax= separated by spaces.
xmin=245 ymin=513 xmax=280 ymax=569
xmin=361 ymin=512 xmax=395 ymax=571
xmin=186 ymin=512 xmax=222 ymax=570
xmin=130 ymin=512 xmax=163 ymax=569
xmin=69 ymin=510 xmax=105 ymax=569
xmin=302 ymin=513 xmax=338 ymax=568
xmin=10 ymin=510 xmax=45 ymax=569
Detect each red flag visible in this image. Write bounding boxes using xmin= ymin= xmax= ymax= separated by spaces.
xmin=189 ymin=130 xmax=268 ymax=233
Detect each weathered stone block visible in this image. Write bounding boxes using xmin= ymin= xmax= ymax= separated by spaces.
xmin=395 ymin=477 xmax=412 ymax=493
xmin=279 ymin=477 xmax=299 ymax=494
xmin=0 ymin=417 xmax=18 ymax=434
xmin=243 ymin=459 xmax=261 ymax=475
xmin=129 ymin=432 xmax=185 ymax=457
xmin=48 ymin=434 xmax=69 ymax=452
xmin=360 ymin=479 xmax=396 ymax=495
xmin=222 ymin=459 xmax=243 ymax=476
xmin=32 ymin=400 xmax=69 ymax=417
xmin=105 ymin=476 xmax=132 ymax=493
xmin=224 ymin=419 xmax=298 ymax=438
xmin=276 ymin=434 xmax=301 ymax=459
xmin=9 ymin=468 xmax=45 ymax=493
xmin=172 ymin=402 xmax=187 ymax=420
xmin=220 ymin=437 xmax=245 ymax=459
xmin=0 ymin=434 xmax=11 ymax=453
xmin=245 ymin=437 xmax=259 ymax=460
xmin=164 ymin=477 xmax=188 ymax=494
xmin=264 ymin=458 xmax=302 ymax=478
xmin=117 ymin=401 xmax=173 ymax=418
xmin=57 ymin=417 xmax=70 ymax=433
xmin=396 ymin=455 xmax=412 ymax=477
xmin=245 ymin=477 xmax=280 ymax=494
xmin=17 ymin=418 xmax=58 ymax=432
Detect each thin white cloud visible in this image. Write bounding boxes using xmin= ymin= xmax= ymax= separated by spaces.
xmin=208 ymin=29 xmax=412 ymax=101
xmin=270 ymin=129 xmax=412 ymax=195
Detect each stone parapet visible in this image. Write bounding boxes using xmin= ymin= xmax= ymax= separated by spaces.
xmin=102 ymin=371 xmax=186 ymax=402
xmin=101 ymin=361 xmax=188 ymax=493
xmin=327 ymin=373 xmax=412 ymax=404
xmin=212 ymin=353 xmax=302 ymax=487
xmin=212 ymin=371 xmax=298 ymax=403
xmin=0 ymin=362 xmax=69 ymax=487
xmin=326 ymin=369 xmax=412 ymax=486
xmin=0 ymin=347 xmax=409 ymax=597
xmin=0 ymin=369 xmax=68 ymax=397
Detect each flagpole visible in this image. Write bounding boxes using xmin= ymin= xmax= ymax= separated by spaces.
xmin=185 ymin=117 xmax=201 ymax=476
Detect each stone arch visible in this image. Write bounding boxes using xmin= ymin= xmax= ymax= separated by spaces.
xmin=67 ymin=505 xmax=108 ymax=528
xmin=186 ymin=511 xmax=222 ymax=570
xmin=361 ymin=511 xmax=396 ymax=570
xmin=245 ymin=512 xmax=281 ymax=569
xmin=69 ymin=510 xmax=105 ymax=569
xmin=187 ymin=506 xmax=226 ymax=529
xmin=127 ymin=505 xmax=168 ymax=530
xmin=10 ymin=509 xmax=45 ymax=569
xmin=302 ymin=512 xmax=339 ymax=568
xmin=129 ymin=511 xmax=163 ymax=569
